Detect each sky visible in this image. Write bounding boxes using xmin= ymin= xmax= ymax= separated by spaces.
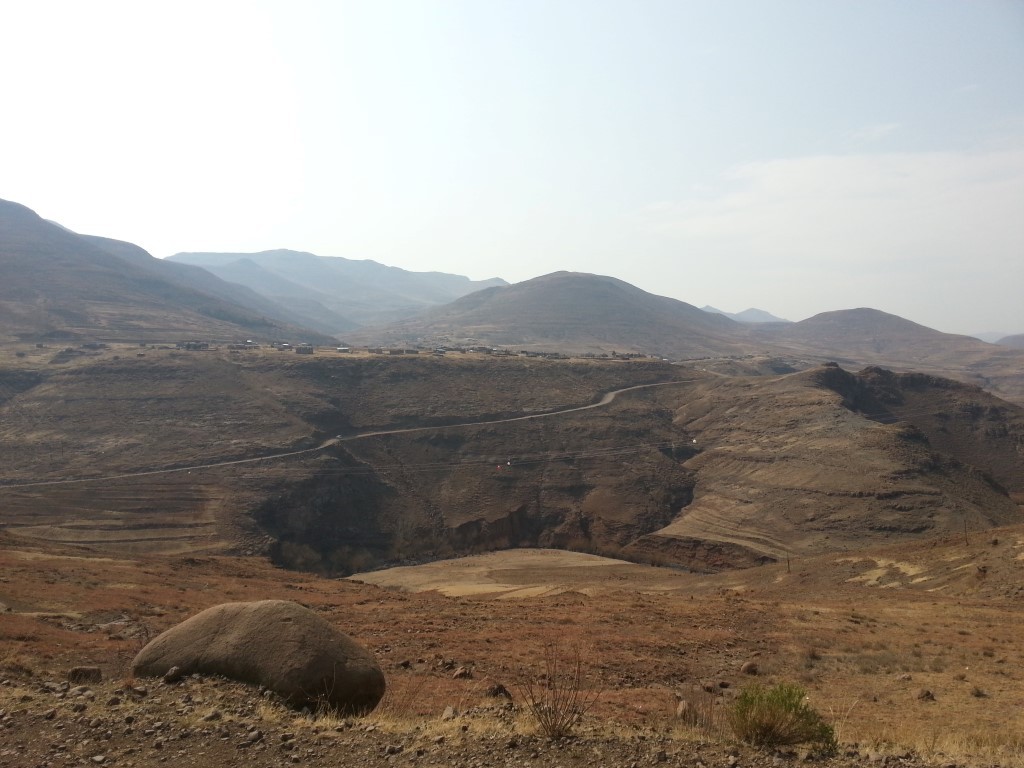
xmin=1 ymin=0 xmax=1022 ymax=336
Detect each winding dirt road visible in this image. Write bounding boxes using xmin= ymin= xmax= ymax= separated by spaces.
xmin=0 ymin=379 xmax=692 ymax=490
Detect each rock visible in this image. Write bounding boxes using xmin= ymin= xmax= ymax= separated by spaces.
xmin=452 ymin=666 xmax=473 ymax=680
xmin=68 ymin=667 xmax=102 ymax=685
xmin=162 ymin=666 xmax=184 ymax=684
xmin=740 ymin=661 xmax=758 ymax=675
xmin=915 ymin=688 xmax=935 ymax=702
xmin=441 ymin=706 xmax=457 ymax=721
xmin=131 ymin=600 xmax=385 ymax=714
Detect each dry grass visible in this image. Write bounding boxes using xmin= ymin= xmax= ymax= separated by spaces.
xmin=1 ymin=529 xmax=1022 ymax=764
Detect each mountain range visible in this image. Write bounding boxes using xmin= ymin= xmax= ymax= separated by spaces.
xmin=701 ymin=305 xmax=789 ymax=323
xmin=2 ymin=197 xmax=1022 ymax=403
xmin=0 ymin=199 xmax=335 ymax=344
xmin=166 ymin=250 xmax=507 ymax=331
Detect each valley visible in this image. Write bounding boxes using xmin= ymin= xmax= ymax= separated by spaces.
xmin=2 ymin=198 xmax=1024 ymax=766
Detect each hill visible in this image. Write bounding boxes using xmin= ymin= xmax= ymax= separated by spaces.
xmin=747 ymin=307 xmax=1024 ymax=406
xmin=2 ymin=520 xmax=1024 ymax=767
xmin=168 ymin=249 xmax=507 ymax=330
xmin=0 ymin=199 xmax=333 ymax=343
xmin=347 ymin=271 xmax=752 ymax=357
xmin=701 ymin=305 xmax=790 ymax=323
xmin=642 ymin=363 xmax=1024 ymax=570
xmin=996 ymin=333 xmax=1024 ymax=349
xmin=757 ymin=307 xmax=985 ymax=358
xmin=3 ymin=343 xmax=1019 ymax=578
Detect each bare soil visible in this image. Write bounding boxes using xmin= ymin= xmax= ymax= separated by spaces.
xmin=2 ymin=528 xmax=1023 ymax=767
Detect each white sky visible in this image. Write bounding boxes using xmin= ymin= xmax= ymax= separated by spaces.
xmin=1 ymin=0 xmax=1022 ymax=335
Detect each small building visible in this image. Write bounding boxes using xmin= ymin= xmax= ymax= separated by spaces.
xmin=295 ymin=344 xmax=315 ymax=355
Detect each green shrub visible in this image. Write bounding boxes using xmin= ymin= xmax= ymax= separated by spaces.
xmin=728 ymin=683 xmax=837 ymax=754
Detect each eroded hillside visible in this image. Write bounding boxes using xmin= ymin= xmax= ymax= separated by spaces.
xmin=1 ymin=347 xmax=1020 ymax=575
xmin=646 ymin=364 xmax=1023 ymax=570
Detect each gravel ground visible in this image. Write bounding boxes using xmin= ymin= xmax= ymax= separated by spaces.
xmin=0 ymin=672 xmax=950 ymax=768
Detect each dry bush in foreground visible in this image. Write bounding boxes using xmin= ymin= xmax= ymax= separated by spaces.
xmin=728 ymin=683 xmax=836 ymax=754
xmin=515 ymin=643 xmax=601 ymax=739
xmin=676 ymin=688 xmax=725 ymax=739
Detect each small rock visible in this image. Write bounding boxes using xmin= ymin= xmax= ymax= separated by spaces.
xmin=384 ymin=744 xmax=403 ymax=755
xmin=915 ymin=689 xmax=935 ymax=702
xmin=452 ymin=666 xmax=473 ymax=680
xmin=91 ymin=756 xmax=106 ymax=764
xmin=441 ymin=705 xmax=457 ymax=721
xmin=740 ymin=661 xmax=759 ymax=675
xmin=162 ymin=666 xmax=184 ymax=684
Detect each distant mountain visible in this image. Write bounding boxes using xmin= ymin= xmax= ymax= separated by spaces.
xmin=996 ymin=334 xmax=1024 ymax=350
xmin=757 ymin=307 xmax=989 ymax=357
xmin=167 ymin=249 xmax=507 ymax=330
xmin=701 ymin=305 xmax=790 ymax=323
xmin=347 ymin=271 xmax=752 ymax=357
xmin=746 ymin=307 xmax=1024 ymax=406
xmin=970 ymin=331 xmax=1010 ymax=343
xmin=0 ymin=199 xmax=333 ymax=343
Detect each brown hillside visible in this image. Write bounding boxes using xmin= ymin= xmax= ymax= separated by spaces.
xmin=0 ymin=199 xmax=329 ymax=343
xmin=2 ymin=346 xmax=1021 ymax=576
xmin=2 ymin=525 xmax=1024 ymax=767
xmin=996 ymin=332 xmax=1024 ymax=349
xmin=751 ymin=307 xmax=1024 ymax=406
xmin=641 ymin=364 xmax=1022 ymax=570
xmin=346 ymin=271 xmax=753 ymax=358
xmin=0 ymin=346 xmax=685 ymax=562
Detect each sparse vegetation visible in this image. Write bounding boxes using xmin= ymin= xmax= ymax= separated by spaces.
xmin=515 ymin=643 xmax=601 ymax=739
xmin=727 ymin=683 xmax=837 ymax=754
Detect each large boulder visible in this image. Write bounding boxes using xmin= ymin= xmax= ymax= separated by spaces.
xmin=131 ymin=600 xmax=385 ymax=714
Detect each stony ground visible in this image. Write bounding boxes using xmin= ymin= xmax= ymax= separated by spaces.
xmin=2 ymin=535 xmax=1023 ymax=768
xmin=0 ymin=671 xmax=945 ymax=768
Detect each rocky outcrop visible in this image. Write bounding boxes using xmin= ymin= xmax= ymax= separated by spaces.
xmin=131 ymin=600 xmax=385 ymax=714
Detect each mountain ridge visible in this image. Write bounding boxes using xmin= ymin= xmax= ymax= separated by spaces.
xmin=0 ymin=199 xmax=334 ymax=344
xmin=168 ymin=249 xmax=508 ymax=330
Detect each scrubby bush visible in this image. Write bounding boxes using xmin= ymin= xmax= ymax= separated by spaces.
xmin=515 ymin=643 xmax=601 ymax=739
xmin=728 ymin=683 xmax=837 ymax=754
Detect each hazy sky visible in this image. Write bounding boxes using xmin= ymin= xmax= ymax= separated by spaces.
xmin=2 ymin=1 xmax=1022 ymax=335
